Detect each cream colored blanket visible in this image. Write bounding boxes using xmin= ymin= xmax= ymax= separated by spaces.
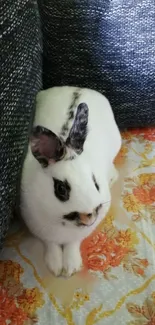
xmin=0 ymin=128 xmax=155 ymax=325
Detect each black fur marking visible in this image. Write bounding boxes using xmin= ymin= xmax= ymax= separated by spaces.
xmin=63 ymin=211 xmax=79 ymax=221
xmin=96 ymin=204 xmax=102 ymax=214
xmin=66 ymin=103 xmax=88 ymax=155
xmin=62 ymin=125 xmax=68 ymax=133
xmin=61 ymin=131 xmax=67 ymax=137
xmin=60 ymin=90 xmax=80 ymax=139
xmin=93 ymin=174 xmax=100 ymax=191
xmin=53 ymin=178 xmax=71 ymax=202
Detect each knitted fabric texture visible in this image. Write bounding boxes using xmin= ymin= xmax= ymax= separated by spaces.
xmin=39 ymin=0 xmax=155 ymax=129
xmin=0 ymin=0 xmax=42 ymax=248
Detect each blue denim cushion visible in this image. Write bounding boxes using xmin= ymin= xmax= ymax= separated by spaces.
xmin=40 ymin=0 xmax=155 ymax=129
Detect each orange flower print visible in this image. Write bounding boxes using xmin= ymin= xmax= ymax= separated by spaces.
xmin=129 ymin=127 xmax=155 ymax=141
xmin=116 ymin=229 xmax=139 ymax=249
xmin=133 ymin=186 xmax=155 ymax=205
xmin=130 ymin=128 xmax=144 ymax=136
xmin=122 ymin=127 xmax=155 ymax=143
xmin=143 ymin=128 xmax=155 ymax=141
xmin=0 ymin=285 xmax=28 ymax=325
xmin=114 ymin=145 xmax=128 ymax=165
xmin=127 ymin=295 xmax=155 ymax=325
xmin=0 ymin=260 xmax=23 ymax=283
xmin=121 ymin=131 xmax=133 ymax=141
xmin=123 ymin=193 xmax=140 ymax=213
xmin=139 ymin=173 xmax=155 ymax=186
xmin=150 ymin=186 xmax=155 ymax=202
xmin=122 ymin=250 xmax=149 ymax=277
xmin=139 ymin=259 xmax=149 ymax=268
xmin=0 ymin=261 xmax=43 ymax=324
xmin=81 ymin=231 xmax=128 ymax=273
xmin=17 ymin=288 xmax=44 ymax=316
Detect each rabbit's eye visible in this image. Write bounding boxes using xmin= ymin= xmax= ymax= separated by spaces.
xmin=53 ymin=178 xmax=71 ymax=202
xmin=92 ymin=174 xmax=100 ymax=191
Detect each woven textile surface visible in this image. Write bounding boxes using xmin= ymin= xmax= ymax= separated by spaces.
xmin=0 ymin=0 xmax=42 ymax=248
xmin=39 ymin=0 xmax=155 ymax=129
xmin=0 ymin=128 xmax=155 ymax=324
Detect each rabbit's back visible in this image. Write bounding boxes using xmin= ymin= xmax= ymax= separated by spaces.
xmin=35 ymin=86 xmax=121 ymax=163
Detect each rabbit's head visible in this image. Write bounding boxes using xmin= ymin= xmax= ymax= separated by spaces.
xmin=30 ymin=103 xmax=110 ymax=229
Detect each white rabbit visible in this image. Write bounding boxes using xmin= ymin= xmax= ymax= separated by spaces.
xmin=21 ymin=86 xmax=121 ymax=277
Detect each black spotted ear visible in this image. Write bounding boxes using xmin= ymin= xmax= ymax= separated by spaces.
xmin=66 ymin=103 xmax=88 ymax=154
xmin=30 ymin=126 xmax=66 ymax=167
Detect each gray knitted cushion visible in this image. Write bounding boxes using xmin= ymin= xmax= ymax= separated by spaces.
xmin=0 ymin=0 xmax=42 ymax=248
xmin=39 ymin=0 xmax=155 ymax=129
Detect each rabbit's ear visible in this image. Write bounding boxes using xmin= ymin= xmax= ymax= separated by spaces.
xmin=30 ymin=126 xmax=66 ymax=167
xmin=66 ymin=103 xmax=88 ymax=154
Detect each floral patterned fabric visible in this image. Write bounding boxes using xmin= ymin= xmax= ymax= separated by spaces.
xmin=0 ymin=128 xmax=155 ymax=325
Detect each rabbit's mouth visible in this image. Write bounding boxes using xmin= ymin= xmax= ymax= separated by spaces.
xmin=63 ymin=204 xmax=103 ymax=227
xmin=78 ymin=203 xmax=103 ymax=227
xmin=78 ymin=214 xmax=97 ymax=227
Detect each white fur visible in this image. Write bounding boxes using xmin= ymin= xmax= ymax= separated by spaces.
xmin=21 ymin=86 xmax=121 ymax=276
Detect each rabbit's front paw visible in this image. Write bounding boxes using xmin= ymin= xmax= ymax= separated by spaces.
xmin=45 ymin=243 xmax=63 ymax=276
xmin=62 ymin=243 xmax=82 ymax=277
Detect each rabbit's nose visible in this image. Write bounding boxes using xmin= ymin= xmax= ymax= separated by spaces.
xmin=79 ymin=213 xmax=96 ymax=226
